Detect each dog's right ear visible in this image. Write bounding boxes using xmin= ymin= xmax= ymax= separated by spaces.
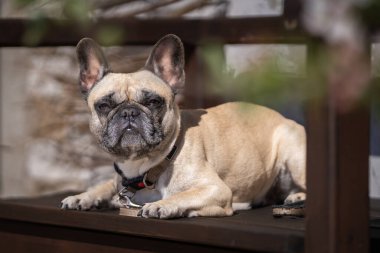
xmin=76 ymin=38 xmax=110 ymax=97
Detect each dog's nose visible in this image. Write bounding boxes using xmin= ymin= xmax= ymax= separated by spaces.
xmin=121 ymin=107 xmax=140 ymax=119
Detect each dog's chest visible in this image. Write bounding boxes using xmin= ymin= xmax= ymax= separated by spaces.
xmin=117 ymin=158 xmax=153 ymax=179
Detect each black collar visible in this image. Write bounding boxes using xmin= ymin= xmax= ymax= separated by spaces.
xmin=114 ymin=162 xmax=146 ymax=190
xmin=114 ymin=144 xmax=178 ymax=189
xmin=165 ymin=144 xmax=177 ymax=160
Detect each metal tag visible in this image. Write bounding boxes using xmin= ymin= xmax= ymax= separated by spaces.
xmin=118 ymin=187 xmax=143 ymax=209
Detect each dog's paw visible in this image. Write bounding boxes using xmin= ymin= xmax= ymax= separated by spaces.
xmin=284 ymin=192 xmax=306 ymax=204
xmin=109 ymin=195 xmax=125 ymax=209
xmin=138 ymin=201 xmax=181 ymax=219
xmin=60 ymin=193 xmax=102 ymax=211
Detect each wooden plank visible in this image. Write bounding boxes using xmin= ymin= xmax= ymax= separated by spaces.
xmin=0 ymin=221 xmax=252 ymax=253
xmin=181 ymin=44 xmax=206 ymax=108
xmin=305 ymin=85 xmax=370 ymax=253
xmin=305 ymin=46 xmax=370 ymax=253
xmin=182 ymin=44 xmax=222 ymax=109
xmin=0 ymin=17 xmax=308 ymax=47
xmin=0 ymin=231 xmax=146 ymax=253
xmin=0 ymin=25 xmax=2 ymax=194
xmin=0 ymin=193 xmax=305 ymax=253
xmin=335 ymin=106 xmax=370 ymax=253
xmin=0 ymin=220 xmax=251 ymax=253
xmin=0 ymin=0 xmax=2 ymax=193
xmin=305 ymin=87 xmax=333 ymax=253
xmin=283 ymin=0 xmax=303 ymax=21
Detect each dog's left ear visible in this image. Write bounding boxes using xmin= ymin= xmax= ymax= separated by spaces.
xmin=145 ymin=34 xmax=185 ymax=93
xmin=76 ymin=38 xmax=110 ymax=97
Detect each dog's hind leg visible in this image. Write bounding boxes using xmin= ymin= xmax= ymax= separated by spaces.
xmin=278 ymin=121 xmax=307 ymax=204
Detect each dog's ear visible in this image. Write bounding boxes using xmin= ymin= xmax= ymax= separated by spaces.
xmin=145 ymin=34 xmax=185 ymax=93
xmin=76 ymin=38 xmax=110 ymax=97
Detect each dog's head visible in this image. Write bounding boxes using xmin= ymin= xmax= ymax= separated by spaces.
xmin=76 ymin=34 xmax=184 ymax=159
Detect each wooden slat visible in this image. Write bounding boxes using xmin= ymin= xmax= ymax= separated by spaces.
xmin=0 ymin=17 xmax=308 ymax=47
xmin=0 ymin=193 xmax=304 ymax=253
xmin=0 ymin=221 xmax=248 ymax=253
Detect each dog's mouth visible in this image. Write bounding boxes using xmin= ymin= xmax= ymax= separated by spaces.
xmin=121 ymin=119 xmax=140 ymax=134
xmin=100 ymin=114 xmax=163 ymax=157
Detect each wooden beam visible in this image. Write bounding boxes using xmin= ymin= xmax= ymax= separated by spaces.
xmin=305 ymin=45 xmax=370 ymax=253
xmin=0 ymin=17 xmax=308 ymax=47
xmin=306 ymin=97 xmax=370 ymax=253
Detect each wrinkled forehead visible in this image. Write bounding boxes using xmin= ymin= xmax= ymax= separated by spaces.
xmin=87 ymin=70 xmax=172 ymax=107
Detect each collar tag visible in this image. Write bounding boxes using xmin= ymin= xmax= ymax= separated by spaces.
xmin=118 ymin=187 xmax=142 ymax=209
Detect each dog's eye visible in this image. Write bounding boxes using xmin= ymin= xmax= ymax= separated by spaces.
xmin=147 ymin=98 xmax=162 ymax=107
xmin=96 ymin=102 xmax=111 ymax=113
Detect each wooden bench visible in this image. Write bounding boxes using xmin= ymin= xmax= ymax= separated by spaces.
xmin=0 ymin=193 xmax=379 ymax=252
xmin=0 ymin=192 xmax=304 ymax=253
xmin=0 ymin=1 xmax=378 ymax=252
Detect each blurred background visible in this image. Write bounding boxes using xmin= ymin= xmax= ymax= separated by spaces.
xmin=0 ymin=0 xmax=379 ymax=199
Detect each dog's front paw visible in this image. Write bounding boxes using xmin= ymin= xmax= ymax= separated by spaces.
xmin=61 ymin=193 xmax=101 ymax=211
xmin=138 ymin=201 xmax=181 ymax=219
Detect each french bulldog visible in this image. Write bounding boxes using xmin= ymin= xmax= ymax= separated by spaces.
xmin=61 ymin=34 xmax=306 ymax=219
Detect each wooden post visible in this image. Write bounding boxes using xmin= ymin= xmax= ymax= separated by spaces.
xmin=305 ymin=44 xmax=370 ymax=253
